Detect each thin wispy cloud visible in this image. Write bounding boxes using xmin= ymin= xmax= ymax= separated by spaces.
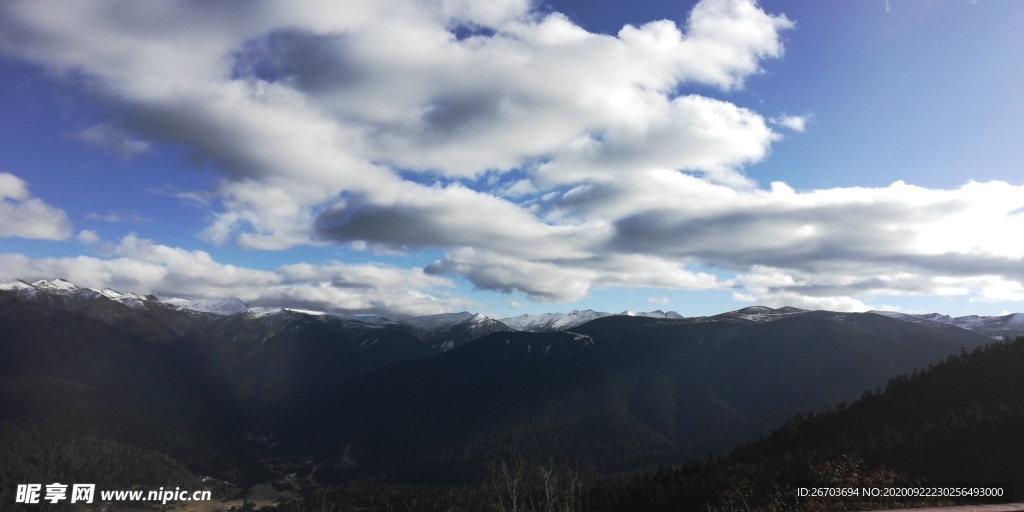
xmin=86 ymin=210 xmax=150 ymax=224
xmin=74 ymin=123 xmax=151 ymax=159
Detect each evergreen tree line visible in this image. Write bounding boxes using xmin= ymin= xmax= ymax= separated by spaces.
xmin=588 ymin=335 xmax=1024 ymax=511
xmin=267 ymin=336 xmax=1024 ymax=511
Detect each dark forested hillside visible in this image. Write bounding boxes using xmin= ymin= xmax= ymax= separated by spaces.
xmin=592 ymin=336 xmax=1024 ymax=512
xmin=0 ymin=294 xmax=257 ymax=509
xmin=183 ymin=310 xmax=438 ymax=416
xmin=283 ymin=311 xmax=995 ymax=486
xmin=2 ymin=283 xmax=1016 ymax=511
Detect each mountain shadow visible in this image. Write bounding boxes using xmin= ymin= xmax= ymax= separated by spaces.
xmin=592 ymin=335 xmax=1024 ymax=511
xmin=283 ymin=311 xmax=994 ymax=485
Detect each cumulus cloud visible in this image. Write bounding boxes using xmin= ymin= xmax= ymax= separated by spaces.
xmin=313 ymin=183 xmax=602 ymax=260
xmin=0 ymin=172 xmax=72 ymax=240
xmin=534 ymin=95 xmax=778 ymax=187
xmin=76 ymin=229 xmax=101 ymax=245
xmin=425 ymin=248 xmax=726 ymax=302
xmin=670 ymin=180 xmax=1024 ymax=310
xmin=597 ymin=178 xmax=1024 ymax=265
xmin=2 ymin=0 xmax=1021 ymax=312
xmin=0 ymin=235 xmax=475 ymax=315
xmin=0 ymin=0 xmax=793 ymax=249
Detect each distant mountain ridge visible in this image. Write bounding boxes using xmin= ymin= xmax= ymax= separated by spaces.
xmin=4 ymin=278 xmax=1023 ymax=340
xmin=0 ymin=279 xmax=687 ymax=334
xmin=870 ymin=309 xmax=1024 ymax=339
xmin=286 ymin=309 xmax=998 ymax=484
xmin=1 ymin=276 xmax=1013 ymax=500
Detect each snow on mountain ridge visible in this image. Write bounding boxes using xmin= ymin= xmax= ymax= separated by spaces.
xmin=1003 ymin=313 xmax=1024 ymax=326
xmin=244 ymin=307 xmax=288 ymax=319
xmin=32 ymin=278 xmax=78 ymax=293
xmin=3 ymin=279 xmax=132 ymax=311
xmin=867 ymin=310 xmax=1024 ymax=339
xmin=396 ymin=311 xmax=478 ymax=334
xmin=95 ymin=288 xmax=125 ymax=300
xmin=719 ymin=306 xmax=809 ymax=322
xmin=160 ymin=297 xmax=249 ymax=315
xmin=622 ymin=309 xmax=683 ymax=319
xmin=92 ymin=287 xmax=147 ymax=310
xmin=0 ymin=279 xmax=35 ymax=292
xmin=468 ymin=312 xmax=491 ymax=324
xmin=6 ymin=277 xmax=1024 ymax=338
xmin=499 ymin=309 xmax=611 ymax=332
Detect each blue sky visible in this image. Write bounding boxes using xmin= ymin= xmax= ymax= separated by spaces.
xmin=1 ymin=0 xmax=1022 ymax=318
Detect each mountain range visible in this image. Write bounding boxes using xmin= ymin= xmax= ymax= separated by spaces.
xmin=5 ymin=278 xmax=1024 ymax=340
xmin=285 ymin=309 xmax=997 ymax=484
xmin=2 ymin=278 xmax=1019 ymax=423
xmin=1 ymin=277 xmax=1021 ymax=509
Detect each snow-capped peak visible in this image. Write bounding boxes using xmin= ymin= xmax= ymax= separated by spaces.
xmin=285 ymin=308 xmax=327 ymax=316
xmin=735 ymin=306 xmax=774 ymax=314
xmin=499 ymin=309 xmax=610 ymax=332
xmin=467 ymin=312 xmax=491 ymax=324
xmin=721 ymin=306 xmax=808 ymax=322
xmin=1002 ymin=313 xmax=1024 ymax=326
xmin=160 ymin=297 xmax=249 ymax=316
xmin=869 ymin=310 xmax=1024 ymax=338
xmin=621 ymin=309 xmax=683 ymax=319
xmin=396 ymin=311 xmax=480 ymax=334
xmin=244 ymin=307 xmax=288 ymax=319
xmin=92 ymin=286 xmax=145 ymax=301
xmin=0 ymin=279 xmax=35 ymax=292
xmin=32 ymin=278 xmax=78 ymax=293
xmin=94 ymin=287 xmax=125 ymax=300
xmin=1 ymin=278 xmax=149 ymax=311
xmin=9 ymin=276 xmax=1024 ymax=340
xmin=89 ymin=287 xmax=148 ymax=310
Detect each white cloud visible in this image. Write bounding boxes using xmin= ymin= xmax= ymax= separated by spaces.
xmin=314 ymin=182 xmax=603 ymax=260
xmin=0 ymin=172 xmax=72 ymax=240
xmin=149 ymin=185 xmax=215 ymax=207
xmin=771 ymin=114 xmax=808 ymax=132
xmin=3 ymin=0 xmax=1022 ymax=313
xmin=968 ymin=277 xmax=1024 ymax=303
xmin=0 ymin=0 xmax=793 ymax=252
xmin=678 ymin=0 xmax=794 ymax=88
xmin=497 ymin=179 xmax=538 ymax=198
xmin=86 ymin=210 xmax=149 ymax=223
xmin=591 ymin=176 xmax=1024 ymax=308
xmin=426 ymin=248 xmax=727 ymax=302
xmin=733 ymin=286 xmax=874 ymax=312
xmin=74 ymin=123 xmax=151 ymax=158
xmin=0 ymin=235 xmax=476 ymax=316
xmin=647 ymin=297 xmax=670 ymax=305
xmin=534 ymin=95 xmax=778 ymax=188
xmin=76 ymin=229 xmax=101 ymax=245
